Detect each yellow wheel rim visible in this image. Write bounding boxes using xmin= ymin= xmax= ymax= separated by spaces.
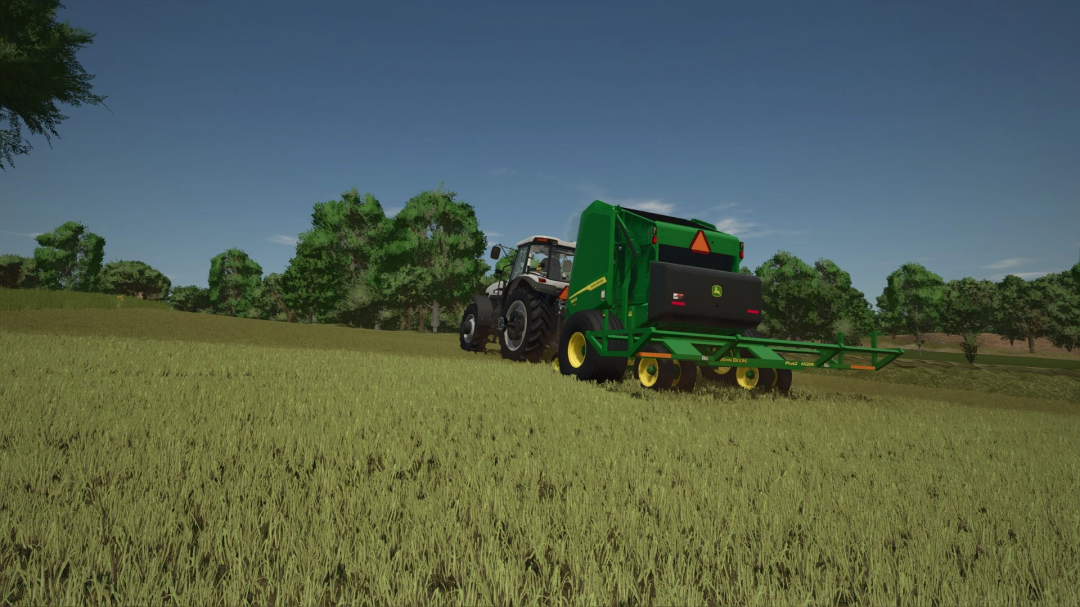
xmin=552 ymin=357 xmax=559 ymax=371
xmin=638 ymin=358 xmax=660 ymax=388
xmin=671 ymin=360 xmax=682 ymax=387
xmin=736 ymin=367 xmax=759 ymax=389
xmin=713 ymin=366 xmax=732 ymax=375
xmin=567 ymin=332 xmax=587 ymax=368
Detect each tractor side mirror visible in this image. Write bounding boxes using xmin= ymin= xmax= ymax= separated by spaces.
xmin=490 ymin=246 xmax=501 ymax=260
xmin=562 ymin=259 xmax=573 ymax=274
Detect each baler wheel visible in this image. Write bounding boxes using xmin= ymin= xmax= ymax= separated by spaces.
xmin=459 ymin=303 xmax=488 ymax=352
xmin=775 ymin=369 xmax=793 ymax=394
xmin=700 ymin=366 xmax=737 ymax=385
xmin=634 ymin=345 xmax=676 ymax=391
xmin=672 ymin=360 xmax=697 ymax=392
xmin=558 ymin=310 xmax=621 ymax=383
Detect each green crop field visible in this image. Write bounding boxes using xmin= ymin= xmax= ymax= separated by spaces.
xmin=0 ymin=288 xmax=169 ymax=312
xmin=2 ymin=309 xmax=1079 ymax=605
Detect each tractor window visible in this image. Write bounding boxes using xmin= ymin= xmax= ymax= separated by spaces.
xmin=551 ymin=246 xmax=574 ymax=282
xmin=526 ymin=245 xmax=552 ymax=278
xmin=510 ymin=245 xmax=530 ymax=280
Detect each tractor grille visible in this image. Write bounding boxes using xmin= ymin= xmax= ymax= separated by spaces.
xmin=658 ymin=245 xmax=735 ymax=272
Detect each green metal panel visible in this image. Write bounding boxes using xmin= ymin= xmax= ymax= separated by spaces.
xmin=566 ymin=201 xmax=615 ymax=315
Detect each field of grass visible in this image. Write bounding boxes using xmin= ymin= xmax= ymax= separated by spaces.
xmin=1 ymin=308 xmax=1078 ymax=605
xmin=0 ymin=288 xmax=169 ymax=312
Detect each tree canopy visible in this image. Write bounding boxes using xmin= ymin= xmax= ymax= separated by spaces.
xmin=208 ymin=249 xmax=263 ymax=317
xmin=32 ymin=221 xmax=105 ymax=291
xmin=876 ymin=263 xmax=945 ymax=351
xmin=941 ymin=278 xmax=997 ymax=363
xmin=753 ymin=252 xmax=852 ymax=342
xmin=99 ymin=260 xmax=171 ymax=299
xmin=0 ymin=0 xmax=108 ymax=169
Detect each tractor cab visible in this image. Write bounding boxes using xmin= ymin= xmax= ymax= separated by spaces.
xmin=507 ymin=236 xmax=576 ymax=285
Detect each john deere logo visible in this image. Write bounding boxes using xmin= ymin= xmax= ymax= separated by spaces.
xmin=711 ymin=285 xmax=723 ymax=297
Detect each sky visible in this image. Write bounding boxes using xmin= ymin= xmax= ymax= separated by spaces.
xmin=2 ymin=0 xmax=1078 ymax=305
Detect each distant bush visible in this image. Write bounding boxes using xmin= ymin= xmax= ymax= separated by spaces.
xmin=169 ymin=285 xmax=212 ymax=313
xmin=0 ymin=288 xmax=169 ymax=311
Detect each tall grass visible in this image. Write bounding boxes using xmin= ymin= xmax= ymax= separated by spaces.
xmin=1 ymin=328 xmax=1078 ymax=605
xmin=0 ymin=288 xmax=169 ymax=311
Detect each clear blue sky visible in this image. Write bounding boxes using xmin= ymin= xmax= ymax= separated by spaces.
xmin=2 ymin=0 xmax=1078 ymax=305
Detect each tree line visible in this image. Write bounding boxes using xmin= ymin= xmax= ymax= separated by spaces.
xmin=3 ymin=191 xmax=1078 ymax=362
xmin=1 ymin=186 xmax=491 ymax=331
xmin=748 ymin=252 xmax=1080 ymax=361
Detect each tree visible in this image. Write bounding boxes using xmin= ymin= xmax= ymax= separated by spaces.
xmin=995 ymin=274 xmax=1056 ymax=354
xmin=993 ymin=275 xmax=1028 ymax=347
xmin=32 ymin=221 xmax=105 ymax=291
xmin=208 ymin=249 xmax=263 ymax=317
xmin=279 ymin=234 xmax=344 ymax=324
xmin=876 ymin=263 xmax=945 ymax=353
xmin=940 ymin=278 xmax=997 ymax=363
xmin=753 ymin=252 xmax=848 ymax=342
xmin=169 ymin=285 xmax=211 ymax=313
xmin=99 ymin=260 xmax=171 ymax=299
xmin=0 ymin=0 xmax=108 ymax=169
xmin=0 ymin=254 xmax=36 ymax=288
xmin=303 ymin=188 xmax=394 ymax=327
xmin=253 ymin=272 xmax=292 ymax=322
xmin=379 ymin=186 xmax=488 ymax=332
xmin=1042 ymin=264 xmax=1080 ymax=353
xmin=835 ymin=286 xmax=876 ymax=346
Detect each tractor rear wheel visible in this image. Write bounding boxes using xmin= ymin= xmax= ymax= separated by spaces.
xmin=500 ymin=288 xmax=555 ymax=362
xmin=459 ymin=303 xmax=488 ymax=352
xmin=559 ymin=310 xmax=622 ymax=383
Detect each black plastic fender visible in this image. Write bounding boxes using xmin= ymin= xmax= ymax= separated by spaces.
xmin=472 ymin=294 xmax=494 ymax=329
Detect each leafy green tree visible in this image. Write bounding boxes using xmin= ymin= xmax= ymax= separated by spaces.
xmin=380 ymin=186 xmax=488 ymax=332
xmin=753 ymin=252 xmax=847 ymax=342
xmin=1042 ymin=264 xmax=1080 ymax=353
xmin=208 ymin=248 xmax=263 ymax=317
xmin=0 ymin=0 xmax=108 ymax=169
xmin=940 ymin=278 xmax=997 ymax=363
xmin=169 ymin=285 xmax=211 ymax=313
xmin=876 ymin=263 xmax=945 ymax=352
xmin=738 ymin=265 xmax=753 ymax=276
xmin=995 ymin=274 xmax=1057 ymax=354
xmin=0 ymin=254 xmax=35 ymax=288
xmin=993 ymin=275 xmax=1028 ymax=347
xmin=253 ymin=272 xmax=292 ymax=322
xmin=32 ymin=221 xmax=105 ymax=291
xmin=303 ymin=188 xmax=394 ymax=327
xmin=99 ymin=260 xmax=171 ymax=299
xmin=280 ymin=234 xmax=343 ymax=324
xmin=835 ymin=286 xmax=876 ymax=346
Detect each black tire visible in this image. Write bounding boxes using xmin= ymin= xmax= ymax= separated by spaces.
xmin=775 ymin=369 xmax=793 ymax=394
xmin=559 ymin=310 xmax=620 ymax=382
xmin=633 ymin=345 xmax=677 ymax=391
xmin=499 ymin=288 xmax=555 ymax=362
xmin=459 ymin=303 xmax=488 ymax=352
xmin=601 ymin=313 xmax=629 ymax=382
xmin=672 ymin=359 xmax=697 ymax=392
xmin=736 ymin=328 xmax=782 ymax=391
xmin=700 ymin=365 xmax=737 ymax=385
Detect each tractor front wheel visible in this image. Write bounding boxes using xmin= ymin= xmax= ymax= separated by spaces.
xmin=459 ymin=303 xmax=488 ymax=352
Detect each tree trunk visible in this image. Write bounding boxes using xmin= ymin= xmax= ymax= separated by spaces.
xmin=431 ymin=301 xmax=440 ymax=332
xmin=417 ymin=307 xmax=427 ymax=333
xmin=914 ymin=329 xmax=922 ymax=353
xmin=406 ymin=306 xmax=415 ymax=332
xmin=308 ymin=310 xmax=314 ymax=324
xmin=1027 ymin=332 xmax=1036 ymax=354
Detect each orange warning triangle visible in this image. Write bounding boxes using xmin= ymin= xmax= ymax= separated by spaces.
xmin=690 ymin=230 xmax=711 ymax=254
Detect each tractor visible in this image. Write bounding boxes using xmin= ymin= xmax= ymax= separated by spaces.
xmin=459 ymin=236 xmax=575 ymax=362
xmin=461 ymin=201 xmax=905 ymax=393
